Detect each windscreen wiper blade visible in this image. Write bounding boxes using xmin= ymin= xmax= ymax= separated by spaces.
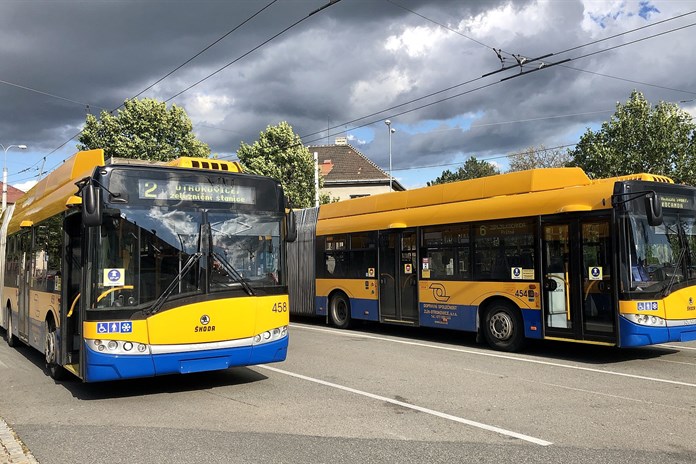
xmin=145 ymin=252 xmax=203 ymax=315
xmin=662 ymin=247 xmax=685 ymax=297
xmin=212 ymin=251 xmax=255 ymax=296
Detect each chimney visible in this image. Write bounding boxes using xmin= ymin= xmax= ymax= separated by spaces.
xmin=335 ymin=136 xmax=348 ymax=146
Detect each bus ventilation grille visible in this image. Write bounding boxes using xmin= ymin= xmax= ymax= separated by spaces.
xmin=191 ymin=160 xmax=230 ymax=171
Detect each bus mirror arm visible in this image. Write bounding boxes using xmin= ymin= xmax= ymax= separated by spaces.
xmin=644 ymin=192 xmax=663 ymax=227
xmin=83 ymin=183 xmax=102 ymax=227
xmin=611 ymin=190 xmax=663 ymax=227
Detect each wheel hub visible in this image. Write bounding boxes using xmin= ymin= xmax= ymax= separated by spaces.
xmin=489 ymin=312 xmax=513 ymax=340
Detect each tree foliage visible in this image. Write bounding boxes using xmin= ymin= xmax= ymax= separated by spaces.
xmin=569 ymin=90 xmax=696 ymax=184
xmin=507 ymin=145 xmax=572 ymax=172
xmin=78 ymin=98 xmax=209 ymax=161
xmin=237 ymin=121 xmax=316 ymax=208
xmin=427 ymin=156 xmax=499 ymax=186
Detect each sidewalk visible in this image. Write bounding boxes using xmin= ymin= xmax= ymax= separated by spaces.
xmin=0 ymin=417 xmax=38 ymax=464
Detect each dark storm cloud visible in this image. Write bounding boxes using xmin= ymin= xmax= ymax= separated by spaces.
xmin=1 ymin=0 xmax=695 ymax=186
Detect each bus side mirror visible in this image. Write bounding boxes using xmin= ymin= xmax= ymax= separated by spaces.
xmin=645 ymin=192 xmax=663 ymax=227
xmin=83 ymin=183 xmax=102 ymax=227
xmin=286 ymin=211 xmax=297 ymax=242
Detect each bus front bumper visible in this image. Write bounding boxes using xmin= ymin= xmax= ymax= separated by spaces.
xmin=83 ymin=336 xmax=288 ymax=382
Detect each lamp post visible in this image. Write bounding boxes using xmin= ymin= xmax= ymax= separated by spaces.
xmin=1 ymin=144 xmax=27 ymax=212
xmin=384 ymin=120 xmax=396 ymax=191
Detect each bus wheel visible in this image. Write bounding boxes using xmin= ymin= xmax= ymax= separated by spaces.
xmin=6 ymin=308 xmax=17 ymax=347
xmin=329 ymin=293 xmax=352 ymax=329
xmin=483 ymin=302 xmax=525 ymax=352
xmin=44 ymin=321 xmax=67 ymax=380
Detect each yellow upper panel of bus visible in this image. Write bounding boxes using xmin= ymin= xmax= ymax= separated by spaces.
xmin=317 ymin=167 xmax=674 ymax=224
xmin=6 ymin=150 xmax=243 ymax=234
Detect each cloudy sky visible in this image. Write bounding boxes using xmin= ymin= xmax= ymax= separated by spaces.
xmin=1 ymin=0 xmax=695 ymax=191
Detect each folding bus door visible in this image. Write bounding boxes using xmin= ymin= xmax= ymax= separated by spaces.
xmin=378 ymin=229 xmax=418 ymax=324
xmin=541 ymin=216 xmax=616 ymax=343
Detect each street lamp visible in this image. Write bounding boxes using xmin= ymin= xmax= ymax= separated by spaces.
xmin=384 ymin=120 xmax=396 ymax=191
xmin=1 ymin=144 xmax=28 ymax=212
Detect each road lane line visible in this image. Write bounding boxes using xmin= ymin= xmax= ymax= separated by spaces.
xmin=292 ymin=324 xmax=696 ymax=388
xmin=659 ymin=344 xmax=696 ymax=351
xmin=258 ymin=364 xmax=553 ymax=446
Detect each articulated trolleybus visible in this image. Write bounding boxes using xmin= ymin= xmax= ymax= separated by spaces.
xmin=289 ymin=167 xmax=696 ymax=351
xmin=1 ymin=149 xmax=294 ymax=382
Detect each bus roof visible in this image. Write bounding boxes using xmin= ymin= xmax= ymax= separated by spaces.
xmin=317 ymin=167 xmax=674 ymax=223
xmin=6 ymin=150 xmax=247 ymax=234
xmin=8 ymin=149 xmax=106 ymax=233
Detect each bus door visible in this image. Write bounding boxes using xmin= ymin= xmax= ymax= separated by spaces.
xmin=61 ymin=213 xmax=83 ymax=368
xmin=17 ymin=228 xmax=31 ymax=341
xmin=378 ymin=229 xmax=418 ymax=324
xmin=541 ymin=216 xmax=616 ymax=342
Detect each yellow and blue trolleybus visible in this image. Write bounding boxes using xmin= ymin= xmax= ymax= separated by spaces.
xmin=1 ymin=149 xmax=294 ymax=381
xmin=289 ymin=167 xmax=696 ymax=351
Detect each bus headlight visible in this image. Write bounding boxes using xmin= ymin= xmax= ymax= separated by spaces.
xmin=88 ymin=339 xmax=151 ymax=355
xmin=623 ymin=313 xmax=666 ymax=327
xmin=252 ymin=325 xmax=289 ymax=346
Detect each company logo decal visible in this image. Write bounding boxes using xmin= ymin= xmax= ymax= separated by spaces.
xmin=429 ymin=283 xmax=451 ymax=303
xmin=195 ymin=314 xmax=215 ymax=333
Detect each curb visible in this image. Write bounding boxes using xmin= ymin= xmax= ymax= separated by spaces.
xmin=0 ymin=416 xmax=38 ymax=464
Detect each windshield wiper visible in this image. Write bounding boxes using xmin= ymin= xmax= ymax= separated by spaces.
xmin=145 ymin=252 xmax=203 ymax=315
xmin=662 ymin=218 xmax=689 ymax=297
xmin=212 ymin=251 xmax=255 ymax=296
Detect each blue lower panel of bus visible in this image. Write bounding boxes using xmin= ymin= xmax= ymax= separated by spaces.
xmin=420 ymin=303 xmax=477 ymax=331
xmin=315 ymin=296 xmax=379 ymax=321
xmin=619 ymin=317 xmax=696 ymax=346
xmin=84 ymin=337 xmax=288 ymax=382
xmin=316 ymin=296 xmax=327 ymax=316
xmin=419 ymin=304 xmax=543 ymax=339
xmin=350 ymin=298 xmax=379 ymax=321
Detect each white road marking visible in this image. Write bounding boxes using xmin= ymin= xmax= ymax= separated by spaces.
xmin=292 ymin=324 xmax=696 ymax=388
xmin=656 ymin=359 xmax=696 ymax=366
xmin=659 ymin=344 xmax=696 ymax=351
xmin=0 ymin=359 xmax=6 ymax=368
xmin=258 ymin=364 xmax=553 ymax=446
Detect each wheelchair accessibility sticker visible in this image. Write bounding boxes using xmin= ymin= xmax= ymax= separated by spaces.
xmin=103 ymin=268 xmax=125 ymax=286
xmin=589 ymin=266 xmax=603 ymax=281
xmin=96 ymin=321 xmax=133 ymax=334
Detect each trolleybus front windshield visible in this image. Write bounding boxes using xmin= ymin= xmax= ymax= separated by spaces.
xmin=91 ymin=205 xmax=283 ymax=310
xmin=623 ymin=211 xmax=696 ymax=297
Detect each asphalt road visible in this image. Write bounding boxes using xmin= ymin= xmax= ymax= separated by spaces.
xmin=1 ymin=319 xmax=696 ymax=464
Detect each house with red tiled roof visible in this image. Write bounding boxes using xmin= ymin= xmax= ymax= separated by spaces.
xmin=308 ymin=137 xmax=405 ymax=201
xmin=0 ymin=182 xmax=25 ymax=206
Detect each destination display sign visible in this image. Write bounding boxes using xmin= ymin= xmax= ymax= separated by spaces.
xmin=659 ymin=194 xmax=694 ymax=210
xmin=138 ymin=179 xmax=255 ymax=204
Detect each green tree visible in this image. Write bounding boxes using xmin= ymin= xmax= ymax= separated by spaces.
xmin=427 ymin=156 xmax=499 ymax=186
xmin=507 ymin=145 xmax=572 ymax=172
xmin=570 ymin=90 xmax=696 ymax=183
xmin=237 ymin=121 xmax=316 ymax=208
xmin=78 ymin=98 xmax=209 ymax=161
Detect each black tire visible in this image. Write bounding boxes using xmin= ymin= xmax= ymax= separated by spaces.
xmin=483 ymin=302 xmax=525 ymax=352
xmin=329 ymin=293 xmax=352 ymax=329
xmin=44 ymin=320 xmax=67 ymax=380
xmin=6 ymin=308 xmax=17 ymax=347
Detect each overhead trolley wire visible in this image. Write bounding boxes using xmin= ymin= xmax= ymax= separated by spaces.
xmin=26 ymin=0 xmax=341 ymax=178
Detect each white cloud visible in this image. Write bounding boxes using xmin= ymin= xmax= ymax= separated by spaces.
xmin=13 ymin=180 xmax=37 ymax=192
xmin=385 ymin=25 xmax=448 ymax=58
xmin=184 ymin=93 xmax=233 ymax=125
xmin=347 ymin=134 xmax=367 ymax=145
xmin=350 ymin=68 xmax=415 ymax=109
xmin=464 ymin=0 xmax=554 ymax=40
